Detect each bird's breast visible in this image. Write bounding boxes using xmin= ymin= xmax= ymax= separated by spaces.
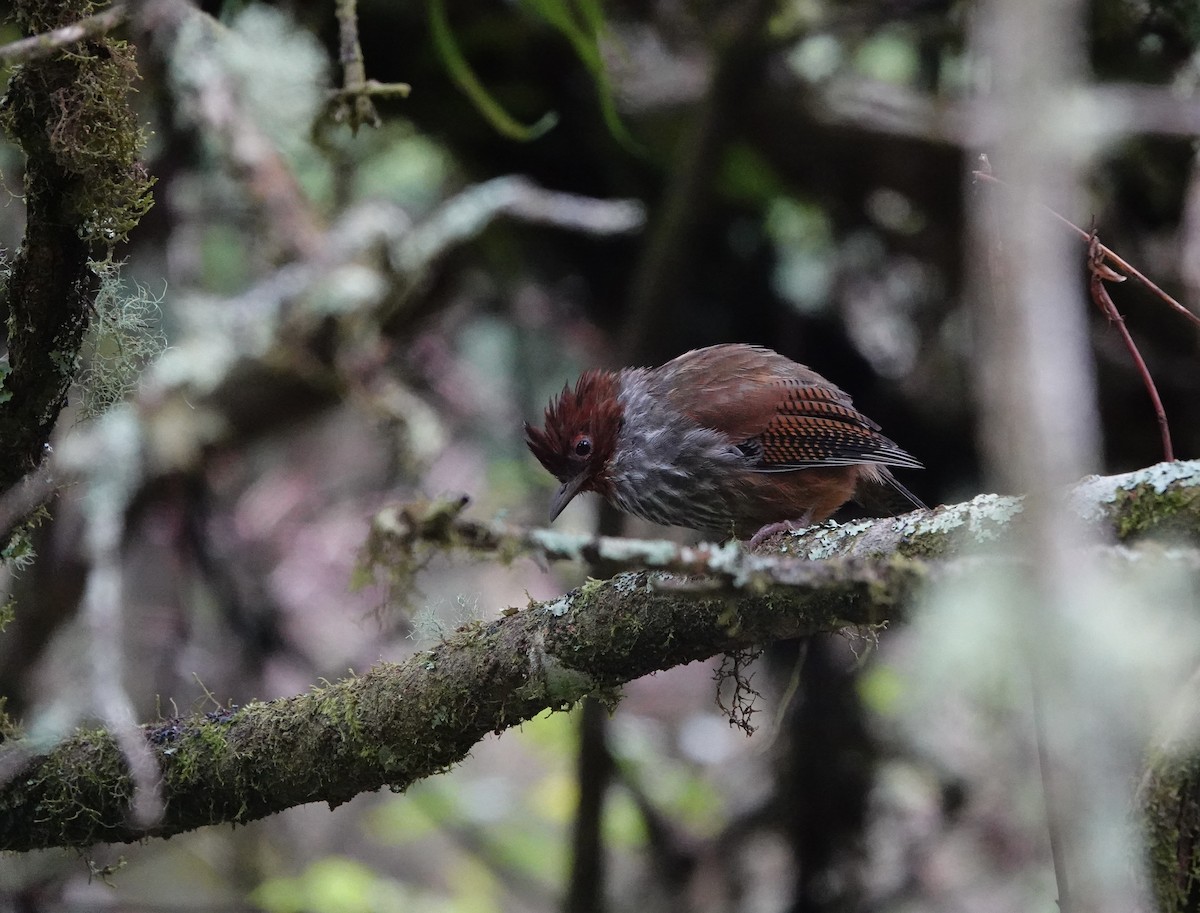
xmin=605 ymin=376 xmax=745 ymax=530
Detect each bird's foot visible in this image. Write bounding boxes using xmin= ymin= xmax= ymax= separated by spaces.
xmin=748 ymin=511 xmax=814 ymax=550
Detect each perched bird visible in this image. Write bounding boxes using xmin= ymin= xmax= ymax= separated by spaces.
xmin=525 ymin=343 xmax=924 ymax=544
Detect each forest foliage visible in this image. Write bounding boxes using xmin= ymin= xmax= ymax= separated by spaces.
xmin=1 ymin=1 xmax=1200 ymax=912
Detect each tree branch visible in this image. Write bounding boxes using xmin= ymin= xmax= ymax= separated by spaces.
xmin=0 ymin=4 xmax=127 ymax=66
xmin=0 ymin=548 xmax=914 ymax=851
xmin=365 ymin=460 xmax=1200 ymax=576
xmin=0 ymin=0 xmax=153 ymax=494
xmin=328 ymin=0 xmax=410 ymax=132
xmin=1 ymin=461 xmax=1198 ymax=852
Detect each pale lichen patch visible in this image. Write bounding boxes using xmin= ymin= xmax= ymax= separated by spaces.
xmin=800 ymin=520 xmax=875 ymax=560
xmin=610 ymin=572 xmax=646 ymax=595
xmin=1068 ymin=473 xmax=1121 ymax=521
xmin=527 ymin=529 xmax=584 ymax=559
xmin=1122 ymin=460 xmax=1200 ymax=494
xmin=907 ymin=492 xmax=1021 ymax=543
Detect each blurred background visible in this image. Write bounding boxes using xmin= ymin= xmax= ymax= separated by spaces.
xmin=1 ymin=0 xmax=1198 ymax=910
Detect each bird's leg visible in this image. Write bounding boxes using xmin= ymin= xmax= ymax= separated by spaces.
xmin=747 ymin=509 xmax=815 ymax=550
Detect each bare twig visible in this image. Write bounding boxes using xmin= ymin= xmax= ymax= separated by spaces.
xmin=333 ymin=0 xmax=378 ymax=131
xmin=973 ymin=170 xmax=1200 ymax=329
xmin=0 ymin=4 xmax=128 ymax=65
xmin=387 ymin=177 xmax=644 ymax=324
xmin=394 ymin=177 xmax=645 ymax=277
xmin=362 ymin=494 xmax=923 ymax=591
xmin=1087 ymin=231 xmax=1174 ymax=461
xmin=330 ymin=0 xmax=406 ymax=133
xmin=328 ymin=79 xmax=411 ymax=105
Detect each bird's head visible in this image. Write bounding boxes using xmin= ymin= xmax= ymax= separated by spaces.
xmin=525 ymin=370 xmax=624 ymax=520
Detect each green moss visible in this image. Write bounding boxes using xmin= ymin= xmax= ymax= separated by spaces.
xmin=3 ymin=503 xmax=49 ymax=575
xmin=13 ymin=0 xmax=94 ymax=33
xmin=0 ymin=3 xmax=156 ymax=490
xmin=11 ymin=726 xmax=134 ymax=846
xmin=1143 ymin=748 xmax=1200 ymax=912
xmin=1113 ymin=479 xmax=1200 ymax=541
xmin=0 ymin=18 xmax=154 ymax=250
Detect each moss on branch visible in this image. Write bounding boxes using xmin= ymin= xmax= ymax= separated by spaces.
xmin=2 ymin=461 xmax=1198 ymax=852
xmin=0 ymin=0 xmax=153 ymax=493
xmin=365 ymin=460 xmax=1200 ymax=579
xmin=0 ymin=547 xmax=925 ymax=851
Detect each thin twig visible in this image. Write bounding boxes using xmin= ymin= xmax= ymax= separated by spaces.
xmin=362 ymin=470 xmax=1200 ymax=588
xmin=331 ymin=0 xmax=389 ymax=133
xmin=0 ymin=4 xmax=128 ymax=65
xmin=820 ymin=80 xmax=1200 ymax=147
xmin=328 ymin=79 xmax=411 ymax=103
xmin=1088 ymin=231 xmax=1174 ymax=461
xmin=973 ymin=170 xmax=1200 ymax=329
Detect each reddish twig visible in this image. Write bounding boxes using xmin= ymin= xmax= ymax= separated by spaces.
xmin=1087 ymin=231 xmax=1175 ymax=462
xmin=973 ymin=169 xmax=1200 ymax=330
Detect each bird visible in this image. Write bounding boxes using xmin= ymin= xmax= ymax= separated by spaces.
xmin=524 ymin=343 xmax=924 ymax=545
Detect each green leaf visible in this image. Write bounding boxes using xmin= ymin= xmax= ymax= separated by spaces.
xmin=428 ymin=0 xmax=558 ymax=142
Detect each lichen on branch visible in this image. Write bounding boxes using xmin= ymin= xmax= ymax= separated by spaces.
xmin=2 ymin=461 xmax=1199 ymax=851
xmin=0 ymin=0 xmax=154 ymax=493
xmin=0 ymin=532 xmax=918 ymax=851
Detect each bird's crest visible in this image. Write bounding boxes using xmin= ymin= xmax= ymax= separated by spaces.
xmin=525 ymin=369 xmax=623 ymax=487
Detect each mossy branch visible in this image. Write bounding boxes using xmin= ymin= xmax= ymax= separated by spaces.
xmin=1 ymin=462 xmax=1199 ymax=851
xmin=367 ymin=460 xmax=1200 ymax=576
xmin=0 ymin=4 xmax=128 ymax=65
xmin=0 ymin=0 xmax=153 ymax=494
xmin=0 ymin=547 xmax=921 ymax=851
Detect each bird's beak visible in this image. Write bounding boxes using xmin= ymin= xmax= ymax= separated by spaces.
xmin=549 ymin=473 xmax=589 ymax=522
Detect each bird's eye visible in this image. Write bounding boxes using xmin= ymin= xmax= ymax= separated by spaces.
xmin=573 ymin=436 xmax=592 ymax=457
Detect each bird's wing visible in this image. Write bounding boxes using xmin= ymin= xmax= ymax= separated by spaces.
xmin=653 ymin=344 xmax=824 ymax=441
xmin=655 ymin=347 xmax=921 ymax=471
xmin=737 ymin=381 xmax=924 ymax=471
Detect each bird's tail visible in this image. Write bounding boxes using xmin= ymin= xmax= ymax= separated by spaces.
xmin=854 ymin=468 xmax=926 ymax=517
